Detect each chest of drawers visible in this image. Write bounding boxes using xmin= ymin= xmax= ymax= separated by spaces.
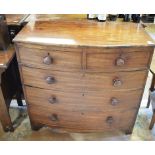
xmin=14 ymin=20 xmax=154 ymax=133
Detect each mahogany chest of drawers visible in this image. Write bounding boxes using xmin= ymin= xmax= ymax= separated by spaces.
xmin=14 ymin=20 xmax=154 ymax=133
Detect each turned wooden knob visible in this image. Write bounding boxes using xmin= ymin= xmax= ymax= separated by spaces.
xmin=113 ymin=78 xmax=122 ymax=87
xmin=48 ymin=96 xmax=57 ymax=104
xmin=46 ymin=76 xmax=55 ymax=84
xmin=111 ymin=98 xmax=119 ymax=106
xmin=43 ymin=55 xmax=53 ymax=65
xmin=49 ymin=114 xmax=58 ymax=121
xmin=106 ymin=116 xmax=113 ymax=124
xmin=116 ymin=58 xmax=125 ymax=66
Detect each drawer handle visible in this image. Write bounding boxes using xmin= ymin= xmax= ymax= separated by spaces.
xmin=49 ymin=114 xmax=58 ymax=121
xmin=111 ymin=98 xmax=119 ymax=106
xmin=46 ymin=76 xmax=55 ymax=84
xmin=48 ymin=96 xmax=57 ymax=104
xmin=113 ymin=78 xmax=122 ymax=87
xmin=116 ymin=58 xmax=125 ymax=66
xmin=43 ymin=55 xmax=53 ymax=65
xmin=106 ymin=116 xmax=113 ymax=124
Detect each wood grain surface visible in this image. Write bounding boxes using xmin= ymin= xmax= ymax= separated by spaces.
xmin=13 ymin=20 xmax=155 ymax=47
xmin=14 ymin=19 xmax=154 ymax=133
xmin=25 ymin=86 xmax=144 ymax=112
xmin=17 ymin=45 xmax=82 ymax=71
xmin=29 ymin=105 xmax=138 ymax=132
xmin=21 ymin=66 xmax=148 ymax=92
xmin=17 ymin=45 xmax=153 ymax=72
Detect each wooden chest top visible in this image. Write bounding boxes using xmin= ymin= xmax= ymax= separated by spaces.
xmin=13 ymin=20 xmax=155 ymax=48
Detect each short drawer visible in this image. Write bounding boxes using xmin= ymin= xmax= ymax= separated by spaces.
xmin=86 ymin=47 xmax=153 ymax=71
xmin=25 ymin=86 xmax=143 ymax=111
xmin=21 ymin=66 xmax=148 ymax=91
xmin=29 ymin=106 xmax=138 ymax=132
xmin=17 ymin=46 xmax=82 ymax=71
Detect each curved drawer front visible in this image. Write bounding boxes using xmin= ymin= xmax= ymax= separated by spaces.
xmin=21 ymin=66 xmax=147 ymax=91
xmin=86 ymin=47 xmax=153 ymax=71
xmin=25 ymin=86 xmax=143 ymax=111
xmin=29 ymin=106 xmax=137 ymax=132
xmin=18 ymin=46 xmax=82 ymax=71
xmin=84 ymin=70 xmax=147 ymax=91
xmin=21 ymin=66 xmax=84 ymax=91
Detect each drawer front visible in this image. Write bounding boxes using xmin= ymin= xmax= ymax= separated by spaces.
xmin=21 ymin=66 xmax=84 ymax=92
xmin=84 ymin=70 xmax=147 ymax=91
xmin=25 ymin=86 xmax=143 ymax=111
xmin=29 ymin=106 xmax=137 ymax=132
xmin=18 ymin=46 xmax=82 ymax=71
xmin=86 ymin=47 xmax=153 ymax=71
xmin=21 ymin=66 xmax=147 ymax=91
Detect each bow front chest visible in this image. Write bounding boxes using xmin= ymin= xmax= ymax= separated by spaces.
xmin=14 ymin=20 xmax=154 ymax=133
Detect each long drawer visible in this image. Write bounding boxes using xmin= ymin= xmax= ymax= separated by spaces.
xmin=29 ymin=106 xmax=137 ymax=132
xmin=21 ymin=66 xmax=148 ymax=91
xmin=25 ymin=86 xmax=143 ymax=111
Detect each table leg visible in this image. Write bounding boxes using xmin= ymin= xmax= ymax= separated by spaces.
xmin=0 ymin=71 xmax=14 ymax=132
xmin=147 ymin=73 xmax=155 ymax=108
xmin=12 ymin=56 xmax=23 ymax=106
xmin=149 ymin=112 xmax=155 ymax=130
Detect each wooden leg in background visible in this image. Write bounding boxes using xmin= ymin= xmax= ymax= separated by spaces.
xmin=147 ymin=72 xmax=155 ymax=108
xmin=149 ymin=72 xmax=155 ymax=129
xmin=0 ymin=85 xmax=14 ymax=132
xmin=149 ymin=112 xmax=155 ymax=130
xmin=146 ymin=95 xmax=151 ymax=108
xmin=11 ymin=56 xmax=23 ymax=107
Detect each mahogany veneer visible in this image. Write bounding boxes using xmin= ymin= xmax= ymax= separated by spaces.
xmin=14 ymin=19 xmax=155 ymax=133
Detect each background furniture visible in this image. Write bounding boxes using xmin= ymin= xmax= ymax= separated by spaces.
xmin=14 ymin=20 xmax=154 ymax=134
xmin=0 ymin=15 xmax=10 ymax=50
xmin=146 ymin=51 xmax=155 ymax=109
xmin=149 ymin=91 xmax=155 ymax=129
xmin=148 ymin=56 xmax=155 ymax=129
xmin=0 ymin=14 xmax=29 ymax=132
xmin=5 ymin=14 xmax=30 ymax=106
xmin=5 ymin=14 xmax=29 ymax=42
xmin=0 ymin=45 xmax=23 ymax=131
xmin=143 ymin=24 xmax=155 ymax=108
xmin=149 ymin=60 xmax=155 ymax=129
xmin=24 ymin=14 xmax=87 ymax=22
xmin=135 ymin=23 xmax=155 ymax=129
